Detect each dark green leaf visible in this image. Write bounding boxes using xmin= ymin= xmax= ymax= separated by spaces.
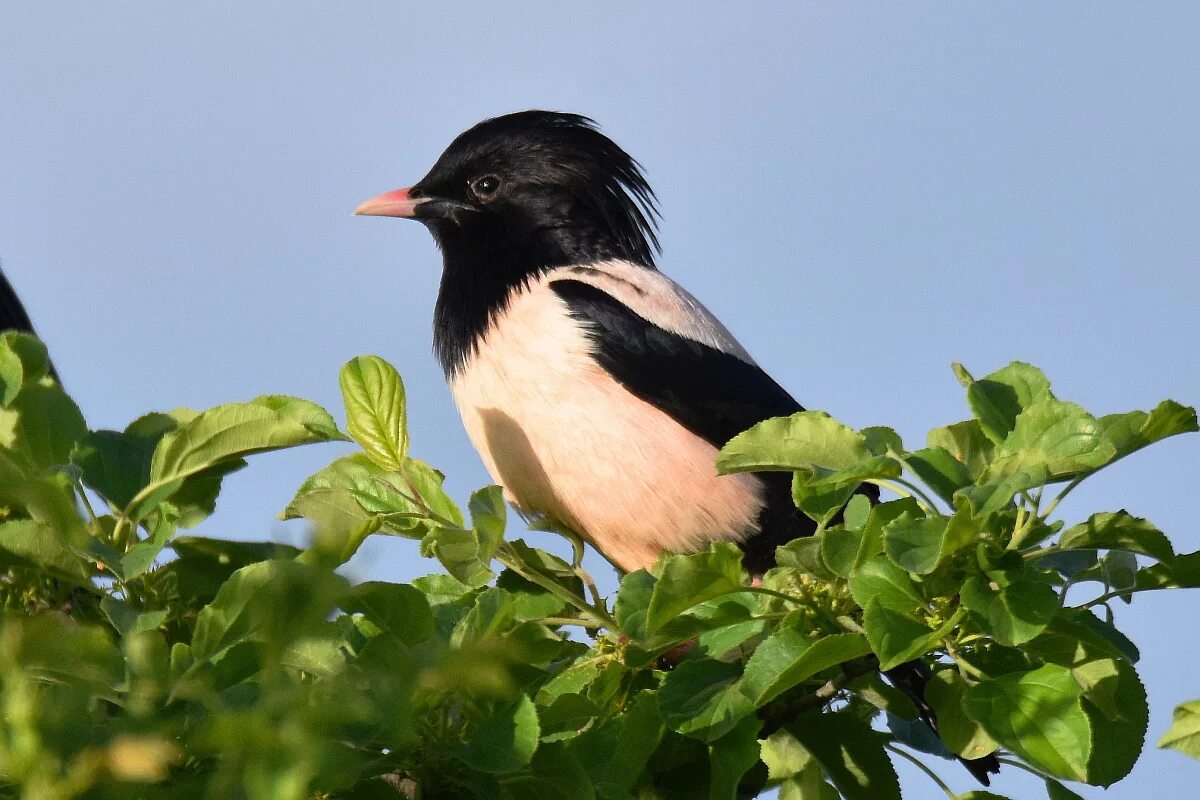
xmin=615 ymin=568 xmax=656 ymax=640
xmin=964 ymin=361 xmax=1053 ymax=442
xmin=459 ymin=695 xmax=540 ymax=773
xmin=707 ymin=715 xmax=761 ymax=800
xmin=786 ymin=712 xmax=901 ymax=800
xmin=659 ymin=658 xmax=753 ymax=742
xmin=776 ymin=536 xmax=837 ymax=581
xmin=960 ymin=576 xmax=1060 ymax=646
xmin=1058 ymin=511 xmax=1174 ymax=562
xmin=1136 ymin=549 xmax=1200 ymax=590
xmin=904 ymin=447 xmax=972 ymax=504
xmin=1083 ymin=658 xmax=1146 ymax=785
xmin=100 ymin=596 xmax=168 ymax=638
xmin=342 ymin=581 xmax=434 ymax=645
xmin=568 ymin=692 xmax=663 ymax=800
xmin=1044 ymin=779 xmax=1086 ymax=800
xmin=339 ymin=355 xmax=408 ymax=470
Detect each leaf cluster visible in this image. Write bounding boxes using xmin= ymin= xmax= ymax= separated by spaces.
xmin=0 ymin=339 xmax=1195 ymax=799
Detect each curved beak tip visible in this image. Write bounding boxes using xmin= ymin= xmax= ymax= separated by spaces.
xmin=354 ymin=187 xmax=420 ymax=218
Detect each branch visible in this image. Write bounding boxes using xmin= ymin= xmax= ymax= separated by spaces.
xmin=757 ymin=655 xmax=879 ymax=737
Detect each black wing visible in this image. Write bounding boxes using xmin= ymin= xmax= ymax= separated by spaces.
xmin=0 ymin=269 xmax=38 ymax=336
xmin=548 ymin=277 xmax=810 ymax=571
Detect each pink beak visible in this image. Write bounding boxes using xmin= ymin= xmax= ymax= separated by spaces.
xmin=354 ymin=187 xmax=425 ymax=218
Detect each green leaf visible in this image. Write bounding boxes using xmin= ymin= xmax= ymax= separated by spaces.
xmin=342 ymin=581 xmax=434 ymax=645
xmin=568 ymin=692 xmax=663 ymax=800
xmin=1136 ymin=549 xmax=1200 ymax=590
xmin=1099 ymin=400 xmax=1198 ymax=459
xmin=1158 ymin=700 xmax=1200 ymax=761
xmin=1058 ymin=511 xmax=1174 ymax=562
xmin=848 ymin=555 xmax=924 ymax=613
xmin=615 ymin=568 xmax=656 ymax=640
xmin=964 ymin=361 xmax=1053 ymax=442
xmin=459 ymin=695 xmax=540 ymax=773
xmin=791 ymin=472 xmax=859 ymax=525
xmin=421 ymin=526 xmax=496 ymax=588
xmin=659 ymin=658 xmax=754 ymax=742
xmin=7 ymin=382 xmax=87 ymax=470
xmin=339 ymin=355 xmax=409 ymax=470
xmin=960 ymin=575 xmax=1060 ymax=646
xmin=983 ymin=399 xmax=1116 ymax=481
xmin=776 ymin=537 xmax=838 ymax=581
xmin=739 ymin=630 xmax=871 ymax=705
xmin=963 ymin=664 xmax=1091 ymax=782
xmin=0 ymin=519 xmax=90 ymax=582
xmin=926 ymin=419 xmax=994 ymax=478
xmin=904 ymin=447 xmax=972 ymax=504
xmin=0 ymin=333 xmax=49 ymax=405
xmin=957 ymin=467 xmax=1049 ymax=514
xmin=883 ymin=514 xmax=962 ymax=575
xmin=283 ymin=453 xmax=449 ymax=538
xmin=717 ymin=411 xmax=870 ymax=474
xmin=1044 ymin=779 xmax=1086 ymax=800
xmin=646 ymin=542 xmax=743 ymax=635
xmin=190 ymin=560 xmax=347 ymax=664
xmin=139 ymin=396 xmax=341 ymax=518
xmin=707 ymin=715 xmax=762 ymax=800
xmin=100 ymin=596 xmax=168 ymax=638
xmin=785 ymin=712 xmax=901 ymax=800
xmin=925 ymin=670 xmax=999 ymax=760
xmin=958 ymin=793 xmax=1016 ymax=800
xmin=864 ymin=603 xmax=963 ymax=670
xmin=1082 ymin=658 xmax=1147 ymax=785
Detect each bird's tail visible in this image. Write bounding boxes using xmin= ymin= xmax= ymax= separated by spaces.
xmin=885 ymin=660 xmax=1001 ymax=786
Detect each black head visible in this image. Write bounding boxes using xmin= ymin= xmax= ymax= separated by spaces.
xmin=356 ymin=111 xmax=661 ymax=374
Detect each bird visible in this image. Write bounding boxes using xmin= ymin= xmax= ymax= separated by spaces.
xmin=355 ymin=110 xmax=999 ymax=784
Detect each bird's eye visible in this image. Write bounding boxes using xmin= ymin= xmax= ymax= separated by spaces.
xmin=470 ymin=174 xmax=502 ymax=200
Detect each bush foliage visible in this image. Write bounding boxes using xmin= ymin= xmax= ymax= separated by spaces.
xmin=0 ymin=331 xmax=1197 ymax=799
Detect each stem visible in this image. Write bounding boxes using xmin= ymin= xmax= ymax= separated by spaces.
xmin=1041 ymin=476 xmax=1083 ymax=521
xmin=869 ymin=478 xmax=940 ymax=515
xmin=540 ymin=616 xmax=603 ymax=631
xmin=885 ymin=744 xmax=957 ymax=800
xmin=496 ymin=543 xmax=616 ymax=628
xmin=1075 ymin=585 xmax=1159 ymax=609
xmin=995 ymin=755 xmax=1053 ymax=780
xmin=742 ymin=585 xmax=805 ymax=605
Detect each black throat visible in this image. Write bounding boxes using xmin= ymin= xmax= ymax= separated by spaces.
xmin=431 ymin=217 xmax=652 ymax=377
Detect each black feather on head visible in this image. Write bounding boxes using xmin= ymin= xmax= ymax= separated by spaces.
xmin=409 ymin=111 xmax=661 ymax=374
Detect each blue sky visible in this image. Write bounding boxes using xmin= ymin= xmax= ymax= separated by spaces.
xmin=1 ymin=3 xmax=1197 ymax=797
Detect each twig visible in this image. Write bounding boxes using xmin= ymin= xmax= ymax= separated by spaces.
xmin=757 ymin=656 xmax=878 ymax=736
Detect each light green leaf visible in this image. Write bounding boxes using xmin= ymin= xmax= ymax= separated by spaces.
xmin=1058 ymin=511 xmax=1174 ymax=562
xmin=1158 ymin=700 xmax=1200 ymax=761
xmin=141 ymin=396 xmax=342 ymax=518
xmin=0 ymin=332 xmax=49 ymax=405
xmin=926 ymin=419 xmax=994 ymax=478
xmin=7 ymin=382 xmax=87 ymax=470
xmin=0 ymin=519 xmax=90 ymax=582
xmin=646 ymin=542 xmax=743 ymax=635
xmin=100 ymin=597 xmax=168 ymax=638
xmin=717 ymin=411 xmax=870 ymax=474
xmin=963 ymin=664 xmax=1091 ymax=782
xmin=459 ymin=695 xmax=540 ymax=773
xmin=983 ymin=400 xmax=1116 ymax=481
xmin=1099 ymin=400 xmax=1198 ymax=459
xmin=339 ymin=355 xmax=409 ymax=470
xmin=739 ymin=630 xmax=871 ymax=705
